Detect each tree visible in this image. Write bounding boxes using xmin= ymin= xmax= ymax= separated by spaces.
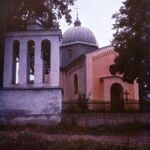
xmin=0 ymin=0 xmax=75 ymax=86
xmin=109 ymin=0 xmax=150 ymax=84
xmin=0 ymin=0 xmax=75 ymax=32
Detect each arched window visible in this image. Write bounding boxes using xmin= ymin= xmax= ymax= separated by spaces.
xmin=12 ymin=40 xmax=20 ymax=84
xmin=41 ymin=39 xmax=51 ymax=83
xmin=74 ymin=74 xmax=78 ymax=94
xmin=27 ymin=40 xmax=35 ymax=84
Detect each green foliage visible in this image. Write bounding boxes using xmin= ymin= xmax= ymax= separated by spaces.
xmin=78 ymin=94 xmax=89 ymax=112
xmin=65 ymin=105 xmax=79 ymax=113
xmin=0 ymin=0 xmax=75 ymax=32
xmin=110 ymin=0 xmax=150 ymax=83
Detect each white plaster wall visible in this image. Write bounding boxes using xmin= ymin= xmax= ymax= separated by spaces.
xmin=3 ymin=30 xmax=61 ymax=88
xmin=50 ymin=38 xmax=60 ymax=86
xmin=68 ymin=66 xmax=85 ymax=100
xmin=85 ymin=54 xmax=93 ymax=99
xmin=0 ymin=88 xmax=62 ymax=124
xmin=3 ymin=38 xmax=13 ymax=86
xmin=1 ymin=30 xmax=63 ymax=125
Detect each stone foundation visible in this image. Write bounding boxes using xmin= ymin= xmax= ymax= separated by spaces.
xmin=0 ymin=87 xmax=62 ymax=125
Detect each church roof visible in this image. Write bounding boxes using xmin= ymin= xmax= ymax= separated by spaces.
xmin=61 ymin=54 xmax=85 ymax=71
xmin=61 ymin=17 xmax=99 ymax=47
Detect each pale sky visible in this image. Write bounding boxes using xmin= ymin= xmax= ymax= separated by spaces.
xmin=60 ymin=0 xmax=124 ymax=47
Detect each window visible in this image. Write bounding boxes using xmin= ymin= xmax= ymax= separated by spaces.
xmin=27 ymin=40 xmax=35 ymax=84
xmin=68 ymin=49 xmax=72 ymax=59
xmin=74 ymin=74 xmax=78 ymax=94
xmin=12 ymin=40 xmax=20 ymax=84
xmin=41 ymin=40 xmax=51 ymax=83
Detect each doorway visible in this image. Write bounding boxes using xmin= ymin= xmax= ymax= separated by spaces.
xmin=111 ymin=83 xmax=124 ymax=112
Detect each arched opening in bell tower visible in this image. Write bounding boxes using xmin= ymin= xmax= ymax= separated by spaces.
xmin=12 ymin=40 xmax=20 ymax=84
xmin=27 ymin=40 xmax=35 ymax=84
xmin=41 ymin=40 xmax=51 ymax=84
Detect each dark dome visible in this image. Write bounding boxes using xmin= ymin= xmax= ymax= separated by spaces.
xmin=61 ymin=18 xmax=99 ymax=47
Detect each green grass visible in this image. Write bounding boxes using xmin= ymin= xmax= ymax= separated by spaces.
xmin=1 ymin=121 xmax=150 ymax=135
xmin=0 ymin=131 xmax=148 ymax=150
xmin=0 ymin=122 xmax=150 ymax=150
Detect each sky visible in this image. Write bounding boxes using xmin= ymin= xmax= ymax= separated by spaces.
xmin=60 ymin=0 xmax=124 ymax=47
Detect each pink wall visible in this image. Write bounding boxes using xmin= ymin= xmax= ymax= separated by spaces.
xmin=86 ymin=46 xmax=139 ymax=101
xmin=61 ymin=45 xmax=139 ymax=103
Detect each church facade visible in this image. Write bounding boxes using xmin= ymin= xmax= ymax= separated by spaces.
xmin=60 ymin=17 xmax=139 ymax=111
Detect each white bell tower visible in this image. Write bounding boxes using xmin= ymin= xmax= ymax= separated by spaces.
xmin=0 ymin=17 xmax=62 ymax=125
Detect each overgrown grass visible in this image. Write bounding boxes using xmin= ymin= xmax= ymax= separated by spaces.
xmin=0 ymin=131 xmax=148 ymax=150
xmin=0 ymin=122 xmax=150 ymax=150
xmin=0 ymin=121 xmax=150 ymax=135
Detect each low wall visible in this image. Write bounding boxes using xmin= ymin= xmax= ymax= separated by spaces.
xmin=62 ymin=113 xmax=150 ymax=127
xmin=0 ymin=87 xmax=62 ymax=125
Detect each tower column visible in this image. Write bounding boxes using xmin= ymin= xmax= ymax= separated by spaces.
xmin=19 ymin=40 xmax=28 ymax=85
xmin=3 ymin=39 xmax=13 ymax=87
xmin=50 ymin=39 xmax=60 ymax=86
xmin=34 ymin=41 xmax=43 ymax=85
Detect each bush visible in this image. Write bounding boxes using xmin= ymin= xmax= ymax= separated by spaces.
xmin=65 ymin=105 xmax=79 ymax=113
xmin=78 ymin=94 xmax=89 ymax=112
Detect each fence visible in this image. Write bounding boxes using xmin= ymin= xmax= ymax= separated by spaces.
xmin=63 ymin=99 xmax=150 ymax=113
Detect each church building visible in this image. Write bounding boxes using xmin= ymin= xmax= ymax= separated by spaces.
xmin=0 ymin=15 xmax=140 ymax=125
xmin=60 ymin=17 xmax=139 ymax=111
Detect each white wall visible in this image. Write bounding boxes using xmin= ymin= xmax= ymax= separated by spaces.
xmin=0 ymin=88 xmax=62 ymax=124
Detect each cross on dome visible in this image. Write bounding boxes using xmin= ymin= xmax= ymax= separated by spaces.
xmin=74 ymin=6 xmax=81 ymax=26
